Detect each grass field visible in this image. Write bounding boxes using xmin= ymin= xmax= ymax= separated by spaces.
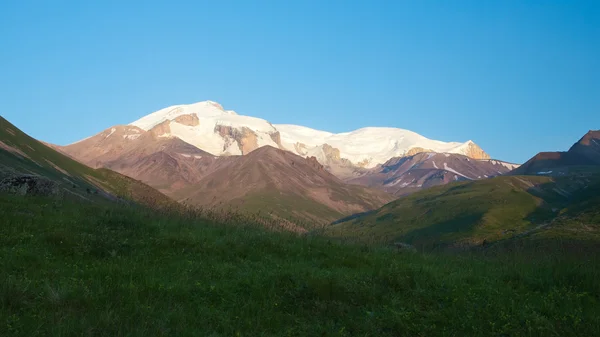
xmin=1 ymin=193 xmax=599 ymax=336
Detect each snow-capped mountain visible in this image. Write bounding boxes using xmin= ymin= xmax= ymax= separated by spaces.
xmin=125 ymin=100 xmax=491 ymax=168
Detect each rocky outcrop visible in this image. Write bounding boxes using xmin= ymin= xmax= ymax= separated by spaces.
xmin=322 ymin=144 xmax=341 ymax=161
xmin=406 ymin=147 xmax=433 ymax=157
xmin=214 ymin=125 xmax=259 ymax=155
xmin=269 ymin=131 xmax=284 ymax=149
xmin=294 ymin=142 xmax=308 ymax=155
xmin=0 ymin=175 xmax=61 ymax=197
xmin=149 ymin=120 xmax=172 ymax=137
xmin=463 ymin=142 xmax=490 ymax=160
xmin=357 ymin=158 xmax=371 ymax=168
xmin=173 ymin=114 xmax=200 ymax=127
xmin=306 ymin=156 xmax=326 ymax=171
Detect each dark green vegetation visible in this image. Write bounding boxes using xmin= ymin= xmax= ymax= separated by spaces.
xmin=325 ymin=172 xmax=600 ymax=251
xmin=2 ymin=194 xmax=599 ymax=336
xmin=0 ymin=116 xmax=177 ymax=210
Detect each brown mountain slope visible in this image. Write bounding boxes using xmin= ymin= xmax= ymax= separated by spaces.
xmin=174 ymin=146 xmax=395 ymax=227
xmin=345 ymin=152 xmax=519 ymax=196
xmin=0 ymin=116 xmax=178 ymax=211
xmin=510 ymin=130 xmax=600 ymax=176
xmin=59 ymin=125 xmax=227 ymax=194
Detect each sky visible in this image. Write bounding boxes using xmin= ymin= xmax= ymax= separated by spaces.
xmin=0 ymin=0 xmax=598 ymax=163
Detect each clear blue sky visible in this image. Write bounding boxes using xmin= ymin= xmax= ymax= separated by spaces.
xmin=1 ymin=0 xmax=598 ymax=163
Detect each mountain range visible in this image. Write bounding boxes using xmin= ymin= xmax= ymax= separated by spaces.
xmin=55 ymin=100 xmax=519 ymax=203
xmin=1 ymin=104 xmax=598 ymax=247
xmin=85 ymin=100 xmax=490 ymax=166
xmin=327 ymin=129 xmax=600 ymax=249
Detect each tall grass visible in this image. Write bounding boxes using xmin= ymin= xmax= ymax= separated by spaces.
xmin=1 ymin=194 xmax=599 ymax=336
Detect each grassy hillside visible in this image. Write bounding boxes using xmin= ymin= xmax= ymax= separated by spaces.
xmin=0 ymin=116 xmax=178 ymax=211
xmin=324 ymin=173 xmax=600 ymax=250
xmin=1 ymin=194 xmax=599 ymax=336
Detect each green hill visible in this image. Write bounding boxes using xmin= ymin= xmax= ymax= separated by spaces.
xmin=0 ymin=116 xmax=178 ymax=211
xmin=1 ymin=193 xmax=599 ymax=336
xmin=323 ymin=172 xmax=600 ymax=250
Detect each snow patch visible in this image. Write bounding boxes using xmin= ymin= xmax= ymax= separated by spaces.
xmin=486 ymin=159 xmax=520 ymax=170
xmin=443 ymin=162 xmax=472 ymax=179
xmin=106 ymin=128 xmax=116 ymax=138
xmin=537 ymin=171 xmax=553 ymax=175
xmin=123 ymin=134 xmax=141 ymax=140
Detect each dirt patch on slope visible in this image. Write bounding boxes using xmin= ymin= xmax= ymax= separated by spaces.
xmin=44 ymin=159 xmax=71 ymax=176
xmin=0 ymin=140 xmax=30 ymax=159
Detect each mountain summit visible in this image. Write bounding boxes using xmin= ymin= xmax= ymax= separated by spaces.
xmin=115 ymin=100 xmax=491 ymax=168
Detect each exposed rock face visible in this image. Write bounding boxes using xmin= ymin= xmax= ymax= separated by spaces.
xmin=294 ymin=142 xmax=308 ymax=155
xmin=0 ymin=175 xmax=61 ymax=197
xmin=173 ymin=114 xmax=200 ymax=127
xmin=463 ymin=142 xmax=490 ymax=160
xmin=269 ymin=131 xmax=284 ymax=149
xmin=406 ymin=147 xmax=434 ymax=157
xmin=357 ymin=158 xmax=371 ymax=168
xmin=322 ymin=144 xmax=341 ymax=161
xmin=149 ymin=120 xmax=172 ymax=137
xmin=306 ymin=156 xmax=325 ymax=171
xmin=214 ymin=125 xmax=259 ymax=155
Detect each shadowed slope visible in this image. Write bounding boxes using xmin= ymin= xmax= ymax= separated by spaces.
xmin=325 ymin=172 xmax=600 ymax=250
xmin=510 ymin=130 xmax=600 ymax=175
xmin=176 ymin=146 xmax=395 ymax=227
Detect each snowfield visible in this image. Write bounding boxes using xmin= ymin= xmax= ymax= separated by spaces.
xmin=128 ymin=100 xmax=493 ymax=168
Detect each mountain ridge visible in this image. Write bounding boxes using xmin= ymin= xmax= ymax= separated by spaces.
xmin=68 ymin=100 xmax=494 ymax=169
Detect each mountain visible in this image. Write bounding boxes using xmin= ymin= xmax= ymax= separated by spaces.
xmin=68 ymin=100 xmax=491 ymax=172
xmin=58 ymin=124 xmax=229 ymax=194
xmin=173 ymin=146 xmax=395 ymax=227
xmin=325 ymin=130 xmax=600 ymax=250
xmin=510 ymin=130 xmax=600 ymax=176
xmin=0 ymin=116 xmax=179 ymax=211
xmin=325 ymin=172 xmax=600 ymax=250
xmin=344 ymin=152 xmax=520 ymax=196
xmin=275 ymin=124 xmax=491 ymax=168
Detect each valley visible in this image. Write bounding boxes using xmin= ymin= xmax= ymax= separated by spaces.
xmin=1 ymin=109 xmax=599 ymax=336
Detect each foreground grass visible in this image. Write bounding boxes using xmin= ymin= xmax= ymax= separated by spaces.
xmin=1 ymin=195 xmax=599 ymax=336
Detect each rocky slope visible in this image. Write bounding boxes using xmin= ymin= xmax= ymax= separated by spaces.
xmin=60 ymin=125 xmax=394 ymax=227
xmin=173 ymin=146 xmax=395 ymax=227
xmin=344 ymin=152 xmax=519 ymax=196
xmin=510 ymin=130 xmax=600 ymax=176
xmin=59 ymin=124 xmax=234 ymax=194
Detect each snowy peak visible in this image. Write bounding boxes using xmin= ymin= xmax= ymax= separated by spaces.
xmin=88 ymin=100 xmax=498 ymax=170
